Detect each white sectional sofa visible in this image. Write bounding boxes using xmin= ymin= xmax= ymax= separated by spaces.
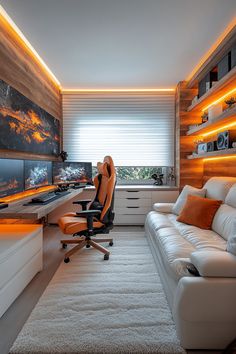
xmin=145 ymin=177 xmax=236 ymax=350
xmin=0 ymin=224 xmax=43 ymax=318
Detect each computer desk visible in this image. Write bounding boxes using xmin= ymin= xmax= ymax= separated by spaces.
xmin=0 ymin=188 xmax=84 ymax=220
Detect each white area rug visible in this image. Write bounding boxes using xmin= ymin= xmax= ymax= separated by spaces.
xmin=10 ymin=232 xmax=185 ymax=354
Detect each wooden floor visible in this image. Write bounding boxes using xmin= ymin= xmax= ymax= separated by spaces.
xmin=0 ymin=225 xmax=223 ymax=354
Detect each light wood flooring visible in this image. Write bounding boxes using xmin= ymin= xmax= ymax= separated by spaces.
xmin=0 ymin=225 xmax=224 ymax=354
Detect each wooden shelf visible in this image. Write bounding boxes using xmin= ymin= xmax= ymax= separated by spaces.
xmin=187 ymin=148 xmax=236 ymax=160
xmin=187 ymin=66 xmax=236 ymax=112
xmin=187 ymin=106 xmax=236 ymax=136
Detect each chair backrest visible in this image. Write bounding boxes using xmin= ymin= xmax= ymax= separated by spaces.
xmin=91 ymin=156 xmax=116 ymax=225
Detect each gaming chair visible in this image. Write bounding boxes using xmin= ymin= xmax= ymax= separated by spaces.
xmin=58 ymin=156 xmax=116 ymax=263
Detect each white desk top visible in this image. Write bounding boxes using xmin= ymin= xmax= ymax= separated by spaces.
xmin=0 ymin=189 xmax=83 ymax=220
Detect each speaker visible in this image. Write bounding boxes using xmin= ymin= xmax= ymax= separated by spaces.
xmin=197 ymin=143 xmax=208 ymax=154
xmin=207 ymin=141 xmax=216 ymax=152
xmin=217 ymin=130 xmax=236 ymax=150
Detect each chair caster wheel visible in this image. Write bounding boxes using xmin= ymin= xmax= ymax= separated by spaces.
xmin=62 ymin=243 xmax=67 ymax=249
xmin=64 ymin=257 xmax=70 ymax=263
xmin=109 ymin=241 xmax=113 ymax=246
xmin=104 ymin=254 xmax=109 ymax=260
xmin=86 ymin=244 xmax=90 ymax=248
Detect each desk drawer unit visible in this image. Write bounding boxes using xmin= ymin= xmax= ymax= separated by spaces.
xmin=114 ymin=190 xmax=152 ymax=225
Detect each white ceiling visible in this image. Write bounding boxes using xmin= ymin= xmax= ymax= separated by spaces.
xmin=1 ymin=0 xmax=236 ymax=89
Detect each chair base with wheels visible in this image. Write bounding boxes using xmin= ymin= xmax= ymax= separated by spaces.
xmin=61 ymin=236 xmax=113 ymax=263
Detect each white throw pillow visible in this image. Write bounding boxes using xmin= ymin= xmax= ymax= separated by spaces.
xmin=172 ymin=185 xmax=206 ymax=215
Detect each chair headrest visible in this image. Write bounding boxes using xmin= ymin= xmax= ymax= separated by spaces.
xmin=97 ymin=156 xmax=116 ymax=178
xmin=97 ymin=161 xmax=110 ymax=177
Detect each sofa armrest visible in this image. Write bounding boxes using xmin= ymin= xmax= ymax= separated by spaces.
xmin=190 ymin=250 xmax=236 ymax=278
xmin=153 ymin=203 xmax=174 ymax=213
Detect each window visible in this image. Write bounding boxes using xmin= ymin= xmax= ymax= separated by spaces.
xmin=63 ymin=92 xmax=175 ymax=184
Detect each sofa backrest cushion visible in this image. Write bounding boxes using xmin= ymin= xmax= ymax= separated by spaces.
xmin=204 ymin=177 xmax=236 ymax=201
xmin=225 ymin=184 xmax=236 ymax=208
xmin=172 ymin=185 xmax=206 ymax=215
xmin=212 ymin=204 xmax=236 ymax=241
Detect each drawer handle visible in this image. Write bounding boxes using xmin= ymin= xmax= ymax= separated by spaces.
xmin=126 ymin=206 xmax=140 ymax=208
xmin=126 ymin=191 xmax=139 ymax=193
xmin=126 ymin=198 xmax=139 ymax=200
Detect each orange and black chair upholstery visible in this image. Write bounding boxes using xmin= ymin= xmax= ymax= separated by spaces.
xmin=58 ymin=156 xmax=116 ymax=263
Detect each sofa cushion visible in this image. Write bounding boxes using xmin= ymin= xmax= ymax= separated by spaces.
xmin=225 ymin=183 xmax=236 ymax=208
xmin=145 ymin=211 xmax=174 ymax=232
xmin=156 ymin=227 xmax=195 ymax=265
xmin=172 ymin=185 xmax=206 ymax=215
xmin=227 ymin=230 xmax=236 ymax=255
xmin=190 ymin=250 xmax=236 ymax=277
xmin=177 ymin=195 xmax=222 ymax=230
xmin=204 ymin=176 xmax=236 ymax=201
xmin=212 ymin=204 xmax=236 ymax=241
xmin=168 ymin=213 xmax=226 ymax=251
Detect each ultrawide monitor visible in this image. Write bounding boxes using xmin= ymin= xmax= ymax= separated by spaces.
xmin=0 ymin=158 xmax=24 ymax=198
xmin=53 ymin=162 xmax=92 ymax=185
xmin=24 ymin=160 xmax=52 ymax=190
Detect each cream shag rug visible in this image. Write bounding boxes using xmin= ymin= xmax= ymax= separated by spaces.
xmin=10 ymin=232 xmax=185 ymax=354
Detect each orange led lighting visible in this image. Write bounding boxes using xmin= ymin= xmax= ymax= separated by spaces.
xmin=201 ymin=121 xmax=236 ymax=137
xmin=186 ymin=17 xmax=236 ymax=82
xmin=202 ymin=88 xmax=236 ymax=112
xmin=0 ymin=5 xmax=61 ymax=88
xmin=62 ymin=88 xmax=175 ymax=93
xmin=0 ymin=185 xmax=56 ymax=203
xmin=203 ymin=155 xmax=236 ymax=162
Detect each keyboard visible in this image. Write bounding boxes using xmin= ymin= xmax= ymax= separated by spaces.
xmin=30 ymin=190 xmax=71 ymax=205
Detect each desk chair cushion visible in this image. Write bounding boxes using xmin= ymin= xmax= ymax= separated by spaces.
xmin=58 ymin=215 xmax=104 ymax=235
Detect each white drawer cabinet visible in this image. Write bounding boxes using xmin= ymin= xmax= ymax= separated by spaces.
xmin=114 ymin=187 xmax=179 ymax=225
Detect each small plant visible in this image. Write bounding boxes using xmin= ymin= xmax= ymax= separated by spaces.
xmin=59 ymin=150 xmax=68 ymax=162
xmin=225 ymin=97 xmax=236 ymax=108
xmin=201 ymin=111 xmax=208 ymax=123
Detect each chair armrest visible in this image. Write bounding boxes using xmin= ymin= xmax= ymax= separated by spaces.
xmin=153 ymin=203 xmax=174 ymax=213
xmin=75 ymin=210 xmax=102 ymax=235
xmin=75 ymin=210 xmax=101 ymax=217
xmin=190 ymin=250 xmax=236 ymax=277
xmin=73 ymin=199 xmax=91 ymax=210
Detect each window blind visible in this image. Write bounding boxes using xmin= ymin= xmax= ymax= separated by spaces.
xmin=62 ymin=92 xmax=175 ymax=166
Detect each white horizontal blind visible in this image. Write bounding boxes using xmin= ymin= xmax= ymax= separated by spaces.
xmin=62 ymin=92 xmax=175 ymax=166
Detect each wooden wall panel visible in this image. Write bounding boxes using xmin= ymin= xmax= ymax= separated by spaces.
xmin=0 ymin=14 xmax=62 ymax=160
xmin=176 ymin=81 xmax=203 ymax=189
xmin=0 ymin=16 xmax=61 ymax=119
xmin=203 ymin=158 xmax=236 ymax=184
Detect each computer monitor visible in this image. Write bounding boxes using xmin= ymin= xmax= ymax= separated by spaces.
xmin=24 ymin=160 xmax=52 ymax=190
xmin=53 ymin=162 xmax=92 ymax=185
xmin=0 ymin=158 xmax=24 ymax=198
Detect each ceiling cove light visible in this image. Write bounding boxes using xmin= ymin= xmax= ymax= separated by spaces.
xmin=62 ymin=88 xmax=175 ymax=93
xmin=186 ymin=17 xmax=236 ymax=82
xmin=202 ymin=87 xmax=236 ymax=112
xmin=0 ymin=5 xmax=61 ymax=88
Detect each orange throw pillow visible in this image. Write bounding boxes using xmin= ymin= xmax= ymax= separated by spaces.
xmin=177 ymin=195 xmax=222 ymax=230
